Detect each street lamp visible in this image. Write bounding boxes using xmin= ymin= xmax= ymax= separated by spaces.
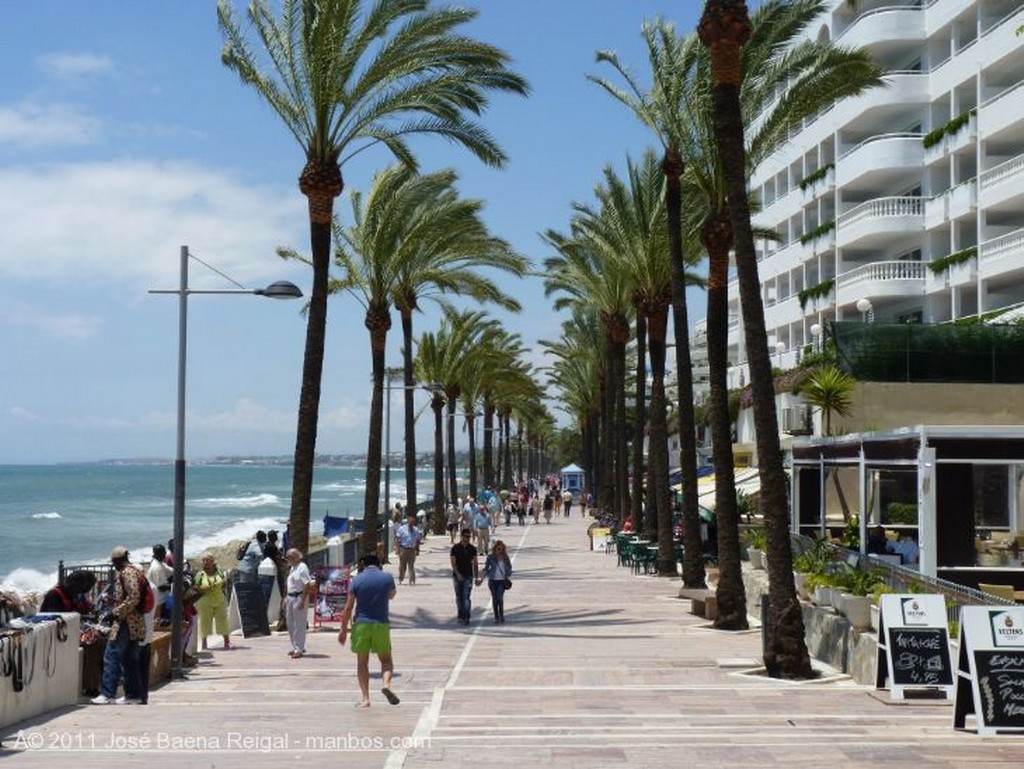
xmin=809 ymin=323 xmax=823 ymax=352
xmin=150 ymin=245 xmax=301 ymax=679
xmin=856 ymin=298 xmax=874 ymax=323
xmin=775 ymin=340 xmax=786 ymax=367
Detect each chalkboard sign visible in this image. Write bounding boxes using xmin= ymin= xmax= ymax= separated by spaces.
xmin=887 ymin=627 xmax=953 ymax=687
xmin=232 ymin=579 xmax=270 ymax=638
xmin=955 ymin=606 xmax=1024 ymax=735
xmin=876 ymin=594 xmax=954 ymax=700
xmin=972 ymin=650 xmax=1024 ymax=729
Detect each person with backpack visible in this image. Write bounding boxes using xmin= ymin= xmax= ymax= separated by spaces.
xmin=92 ymin=546 xmax=147 ymax=705
xmin=195 ymin=553 xmax=231 ymax=651
xmin=236 ymin=530 xmax=266 ymax=584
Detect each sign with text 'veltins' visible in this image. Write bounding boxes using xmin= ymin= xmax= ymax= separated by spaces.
xmin=954 ymin=606 xmax=1024 ymax=735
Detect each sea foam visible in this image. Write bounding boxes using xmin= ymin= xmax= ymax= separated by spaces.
xmin=30 ymin=512 xmax=63 ymax=519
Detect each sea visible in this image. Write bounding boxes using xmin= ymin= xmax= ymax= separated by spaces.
xmin=0 ymin=463 xmax=437 ymax=594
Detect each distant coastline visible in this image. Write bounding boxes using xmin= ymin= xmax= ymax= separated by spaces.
xmin=51 ymin=452 xmax=449 ymax=469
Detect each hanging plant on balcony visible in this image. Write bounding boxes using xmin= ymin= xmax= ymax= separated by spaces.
xmin=798 ymin=163 xmax=835 ymax=191
xmin=927 ymin=246 xmax=977 ymax=275
xmin=798 ymin=220 xmax=835 ymax=246
xmin=922 ymin=109 xmax=976 ymax=149
xmin=797 ymin=278 xmax=835 ymax=310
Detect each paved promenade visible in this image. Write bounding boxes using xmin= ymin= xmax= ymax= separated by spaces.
xmin=2 ymin=511 xmax=1021 ymax=767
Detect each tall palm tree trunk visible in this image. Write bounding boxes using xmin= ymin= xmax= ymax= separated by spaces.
xmin=401 ymin=312 xmax=418 ymax=519
xmin=467 ymin=413 xmax=478 ymax=498
xmin=503 ymin=416 xmax=513 ymax=489
xmin=632 ymin=313 xmax=647 ymax=533
xmin=647 ymin=306 xmax=674 ymax=575
xmin=600 ymin=336 xmax=617 ymax=517
xmin=700 ymin=0 xmax=812 ymax=678
xmin=516 ymin=422 xmax=525 ymax=485
xmin=483 ymin=403 xmax=495 ymax=488
xmin=431 ymin=398 xmax=445 ymax=534
xmin=446 ymin=398 xmax=459 ymax=506
xmin=288 ymin=162 xmax=341 ymax=556
xmin=612 ymin=332 xmax=631 ymax=521
xmin=703 ymin=214 xmax=747 ymax=629
xmin=362 ymin=307 xmax=390 ymax=556
xmin=663 ymin=149 xmax=703 ymax=588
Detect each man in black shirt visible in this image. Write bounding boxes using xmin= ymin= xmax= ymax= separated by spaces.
xmin=449 ymin=529 xmax=481 ymax=625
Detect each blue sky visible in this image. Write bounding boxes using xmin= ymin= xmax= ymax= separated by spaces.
xmin=0 ymin=0 xmax=710 ymax=464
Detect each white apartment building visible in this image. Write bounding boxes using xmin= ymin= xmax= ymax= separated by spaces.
xmin=725 ymin=0 xmax=1024 ymax=389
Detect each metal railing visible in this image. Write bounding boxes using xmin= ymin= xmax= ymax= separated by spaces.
xmin=789 ymin=534 xmax=1011 ymax=626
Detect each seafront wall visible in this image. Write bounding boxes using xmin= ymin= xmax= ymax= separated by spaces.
xmin=0 ymin=614 xmax=80 ymax=730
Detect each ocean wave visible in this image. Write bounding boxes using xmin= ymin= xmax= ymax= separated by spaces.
xmin=183 ymin=516 xmax=288 ymax=558
xmin=0 ymin=566 xmax=58 ymax=595
xmin=31 ymin=512 xmax=63 ymax=519
xmin=190 ymin=493 xmax=283 ymax=509
xmin=320 ymin=481 xmax=365 ymax=493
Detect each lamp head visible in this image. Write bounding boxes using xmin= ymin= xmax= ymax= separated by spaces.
xmin=856 ymin=298 xmax=872 ymax=314
xmin=256 ymin=281 xmax=303 ymax=299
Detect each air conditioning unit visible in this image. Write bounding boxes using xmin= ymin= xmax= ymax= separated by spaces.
xmin=781 ymin=406 xmax=812 ymax=435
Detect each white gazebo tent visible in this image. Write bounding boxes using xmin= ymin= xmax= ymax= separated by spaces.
xmin=560 ymin=463 xmax=585 ymax=501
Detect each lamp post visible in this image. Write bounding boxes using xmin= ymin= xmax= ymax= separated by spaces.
xmin=775 ymin=340 xmax=786 ymax=368
xmin=856 ymin=297 xmax=874 ymax=323
xmin=150 ymin=245 xmax=301 ymax=679
xmin=809 ymin=323 xmax=823 ymax=352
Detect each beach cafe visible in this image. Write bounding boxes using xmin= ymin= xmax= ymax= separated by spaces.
xmin=791 ymin=425 xmax=1024 ymax=597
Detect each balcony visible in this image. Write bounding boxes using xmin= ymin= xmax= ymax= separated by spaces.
xmin=836 ymin=134 xmax=924 ymax=191
xmin=831 ymin=72 xmax=929 ymax=130
xmin=835 ymin=261 xmax=928 ymax=307
xmin=925 ymin=180 xmax=977 ymax=227
xmin=836 ymin=3 xmax=926 ymax=50
xmin=979 ymin=152 xmax=1024 ymax=211
xmin=979 ymin=227 xmax=1024 ymax=281
xmin=978 ymin=80 xmax=1024 ymax=139
xmin=837 ymin=197 xmax=925 ymax=249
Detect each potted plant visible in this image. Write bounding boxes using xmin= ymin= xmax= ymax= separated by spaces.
xmin=805 ymin=572 xmax=834 ymax=607
xmin=745 ymin=528 xmax=767 ymax=570
xmin=833 ymin=566 xmax=883 ymax=629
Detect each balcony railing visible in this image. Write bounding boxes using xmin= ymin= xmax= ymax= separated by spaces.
xmin=980 ymin=152 xmax=1024 ymax=192
xmin=838 ymin=196 xmax=925 ymax=229
xmin=979 ymin=227 xmax=1024 ymax=266
xmin=839 ymin=260 xmax=928 ymax=285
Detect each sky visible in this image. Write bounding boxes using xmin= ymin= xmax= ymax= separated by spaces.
xmin=0 ymin=0 xmax=712 ymax=465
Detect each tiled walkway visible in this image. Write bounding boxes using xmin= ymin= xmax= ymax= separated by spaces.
xmin=2 ymin=510 xmax=1021 ymax=767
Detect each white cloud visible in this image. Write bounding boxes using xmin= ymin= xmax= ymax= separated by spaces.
xmin=197 ymin=397 xmax=297 ymax=434
xmin=0 ymin=302 xmax=101 ymax=339
xmin=321 ymin=403 xmax=363 ymax=430
xmin=0 ymin=101 xmax=100 ymax=146
xmin=0 ymin=159 xmax=308 ymax=287
xmin=7 ymin=406 xmax=38 ymax=421
xmin=36 ymin=52 xmax=113 ymax=81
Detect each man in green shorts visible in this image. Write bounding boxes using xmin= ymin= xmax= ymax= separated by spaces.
xmin=338 ymin=553 xmax=399 ymax=707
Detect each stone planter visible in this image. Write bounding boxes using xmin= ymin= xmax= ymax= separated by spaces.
xmin=869 ymin=602 xmax=880 ymax=632
xmin=748 ymin=548 xmax=764 ymax=570
xmin=837 ymin=593 xmax=872 ymax=630
xmin=813 ymin=585 xmax=832 ymax=607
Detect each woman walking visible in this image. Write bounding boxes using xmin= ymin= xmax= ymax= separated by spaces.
xmin=195 ymin=554 xmax=231 ymax=651
xmin=483 ymin=540 xmax=512 ymax=623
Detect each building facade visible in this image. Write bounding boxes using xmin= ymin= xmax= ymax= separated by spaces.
xmin=726 ymin=0 xmax=1024 ymax=389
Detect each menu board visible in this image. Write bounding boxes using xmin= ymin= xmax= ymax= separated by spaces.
xmin=887 ymin=627 xmax=953 ymax=687
xmin=876 ymin=594 xmax=954 ymax=700
xmin=954 ymin=606 xmax=1024 ymax=735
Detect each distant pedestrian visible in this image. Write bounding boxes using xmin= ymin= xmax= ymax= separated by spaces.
xmin=542 ymin=493 xmax=554 ymax=524
xmin=530 ymin=493 xmax=542 ymax=523
xmin=147 ymin=545 xmax=173 ymax=622
xmin=92 ymin=547 xmax=146 ymax=705
xmin=473 ymin=502 xmax=492 ymax=555
xmin=562 ymin=490 xmax=572 ymax=517
xmin=450 ymin=529 xmax=482 ymax=625
xmin=195 ymin=554 xmax=231 ymax=651
xmin=516 ymin=499 xmax=526 ymax=526
xmin=483 ymin=540 xmax=512 ymax=624
xmin=580 ymin=492 xmax=589 ymax=517
xmin=338 ymin=554 xmax=399 ymax=707
xmin=446 ymin=504 xmax=460 ymax=543
xmin=393 ymin=512 xmax=422 ymax=585
xmin=283 ymin=549 xmax=313 ymax=658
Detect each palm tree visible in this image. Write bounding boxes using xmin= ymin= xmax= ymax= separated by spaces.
xmin=802 ymin=364 xmax=855 ymax=436
xmin=570 ymin=151 xmax=704 ymax=570
xmin=414 ymin=328 xmax=450 ymax=534
xmin=218 ymin=0 xmax=527 ymax=555
xmin=802 ymin=363 xmax=857 ymax=520
xmin=698 ymin=0 xmax=807 ymax=678
xmin=590 ymin=28 xmax=705 ymax=590
xmin=388 ymin=169 xmax=526 ymax=524
xmin=543 ymin=226 xmax=634 ymax=522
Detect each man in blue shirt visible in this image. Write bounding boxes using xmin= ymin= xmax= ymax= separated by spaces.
xmin=393 ymin=512 xmax=422 ymax=585
xmin=338 ymin=554 xmax=399 ymax=707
